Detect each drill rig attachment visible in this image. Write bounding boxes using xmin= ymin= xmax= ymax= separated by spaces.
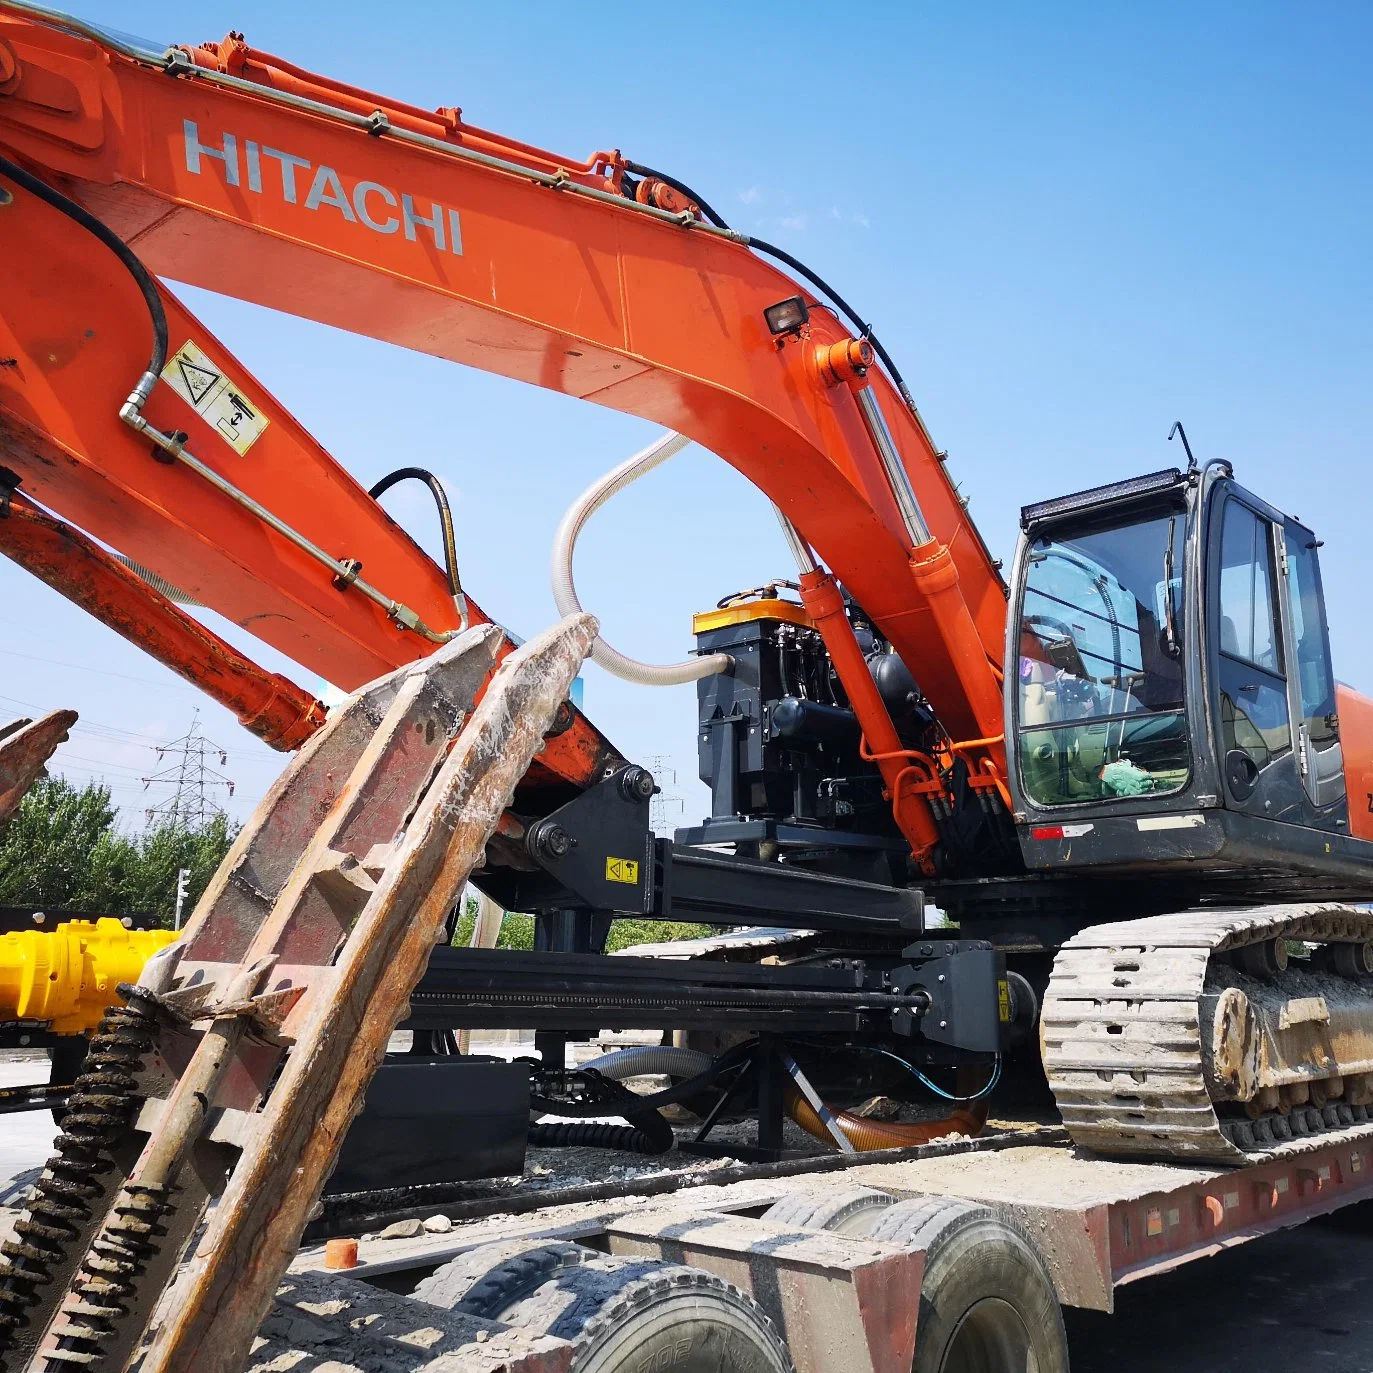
xmin=0 ymin=613 xmax=597 ymax=1373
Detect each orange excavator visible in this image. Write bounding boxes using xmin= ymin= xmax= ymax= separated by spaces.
xmin=2 ymin=5 xmax=1373 ymax=1367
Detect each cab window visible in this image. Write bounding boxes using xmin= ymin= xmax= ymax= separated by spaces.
xmin=1218 ymin=502 xmax=1283 ymax=674
xmin=1216 ymin=501 xmax=1289 ymax=773
xmin=1015 ymin=510 xmax=1190 ymax=806
xmin=1285 ymin=534 xmax=1337 ymax=745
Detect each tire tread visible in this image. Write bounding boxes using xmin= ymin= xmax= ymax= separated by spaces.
xmin=413 ymin=1240 xmax=589 ymax=1314
xmin=763 ymin=1184 xmax=895 ymax=1235
xmin=502 ymin=1256 xmax=794 ymax=1373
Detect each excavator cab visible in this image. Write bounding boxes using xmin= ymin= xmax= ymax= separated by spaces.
xmin=1005 ymin=463 xmax=1373 ymax=892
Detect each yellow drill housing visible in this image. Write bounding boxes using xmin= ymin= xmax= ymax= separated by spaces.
xmin=0 ymin=918 xmax=178 ymax=1035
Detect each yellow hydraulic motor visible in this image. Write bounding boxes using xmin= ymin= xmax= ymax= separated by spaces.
xmin=0 ymin=918 xmax=178 ymax=1036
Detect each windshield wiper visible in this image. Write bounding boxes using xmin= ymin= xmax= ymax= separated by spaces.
xmin=1161 ymin=516 xmax=1181 ymax=658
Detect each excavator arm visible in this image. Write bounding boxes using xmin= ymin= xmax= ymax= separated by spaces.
xmin=0 ymin=257 xmax=619 ymax=795
xmin=0 ymin=3 xmax=1009 ymax=858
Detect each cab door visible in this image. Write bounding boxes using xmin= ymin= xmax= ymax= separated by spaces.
xmin=1210 ymin=494 xmax=1306 ymax=821
xmin=1277 ymin=519 xmax=1347 ymax=821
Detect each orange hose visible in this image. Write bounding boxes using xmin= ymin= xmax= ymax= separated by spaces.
xmin=785 ymin=1089 xmax=987 ymax=1151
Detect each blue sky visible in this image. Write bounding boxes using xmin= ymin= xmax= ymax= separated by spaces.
xmin=3 ymin=1 xmax=1370 ymax=825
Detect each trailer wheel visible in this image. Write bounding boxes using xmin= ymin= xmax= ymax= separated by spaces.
xmin=763 ymin=1184 xmax=895 ymax=1235
xmin=450 ymin=1246 xmax=794 ymax=1373
xmin=869 ymin=1197 xmax=1068 ymax=1373
xmin=413 ymin=1239 xmax=590 ymax=1312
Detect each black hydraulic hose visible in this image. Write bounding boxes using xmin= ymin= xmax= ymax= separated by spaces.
xmin=745 ymin=235 xmax=920 ymax=414
xmin=367 ymin=466 xmax=465 ymax=606
xmin=0 ymin=144 xmax=916 ymax=463
xmin=622 ymin=158 xmax=921 ymax=418
xmin=623 ymin=1100 xmax=675 ymax=1152
xmin=5 ymin=137 xmax=915 ymax=482
xmin=0 ymin=152 xmax=168 ymax=382
xmin=622 ymin=159 xmax=732 ymax=231
xmin=530 ymin=1070 xmax=677 ymax=1155
xmin=527 ymin=1121 xmax=669 ymax=1155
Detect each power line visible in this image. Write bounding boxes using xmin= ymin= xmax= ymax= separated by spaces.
xmin=50 ymin=775 xmax=159 ymax=796
xmin=0 ymin=645 xmax=203 ymax=692
xmin=0 ymin=692 xmax=178 ymax=744
xmin=54 ymin=751 xmax=161 ymax=776
xmin=0 ymin=693 xmax=284 ymax=770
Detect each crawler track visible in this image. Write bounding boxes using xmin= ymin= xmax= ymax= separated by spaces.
xmin=1043 ymin=902 xmax=1373 ymax=1162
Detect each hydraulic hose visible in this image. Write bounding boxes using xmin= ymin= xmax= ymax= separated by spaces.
xmin=0 ymin=151 xmax=168 ymax=406
xmin=0 ymin=153 xmax=457 ymax=643
xmin=530 ymin=1061 xmax=679 ymax=1155
xmin=551 ymin=432 xmax=731 ymax=685
xmin=527 ymin=1121 xmax=669 ymax=1155
xmin=580 ymin=1046 xmax=714 ymax=1081
xmin=622 ymin=159 xmax=732 ymax=232
xmin=744 ymin=236 xmax=921 ymax=417
xmin=583 ymin=1044 xmax=985 ymax=1152
xmin=368 ymin=467 xmax=468 ymax=630
xmin=786 ymin=1090 xmax=987 ymax=1152
xmin=529 ymin=1048 xmax=744 ymax=1119
xmin=620 ymin=160 xmax=921 ymax=418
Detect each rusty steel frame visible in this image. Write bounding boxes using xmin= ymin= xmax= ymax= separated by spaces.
xmin=0 ymin=487 xmax=324 ymax=751
xmin=141 ymin=613 xmax=597 ymax=1373
xmin=10 ymin=613 xmax=596 ymax=1373
xmin=1105 ymin=1130 xmax=1373 ymax=1293
xmin=837 ymin=1131 xmax=1373 ymax=1313
xmin=0 ymin=709 xmax=75 ymax=829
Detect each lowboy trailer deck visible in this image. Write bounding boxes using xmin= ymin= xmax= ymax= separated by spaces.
xmin=261 ymin=1120 xmax=1373 ymax=1373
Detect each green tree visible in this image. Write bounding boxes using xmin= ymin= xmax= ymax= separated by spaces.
xmin=0 ymin=776 xmax=237 ymax=926
xmin=0 ymin=776 xmax=120 ymax=910
xmin=450 ymin=898 xmax=710 ymax=953
xmin=110 ymin=813 xmax=235 ymax=922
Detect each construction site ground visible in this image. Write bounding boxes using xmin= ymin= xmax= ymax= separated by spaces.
xmin=6 ymin=1048 xmax=1373 ymax=1370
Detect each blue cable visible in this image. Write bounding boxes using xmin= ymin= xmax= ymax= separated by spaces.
xmin=867 ymin=1046 xmax=1002 ymax=1103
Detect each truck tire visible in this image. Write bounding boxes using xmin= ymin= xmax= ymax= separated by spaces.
xmin=450 ymin=1245 xmax=794 ymax=1373
xmin=869 ymin=1197 xmax=1068 ymax=1373
xmin=413 ymin=1239 xmax=590 ymax=1313
xmin=762 ymin=1184 xmax=895 ymax=1236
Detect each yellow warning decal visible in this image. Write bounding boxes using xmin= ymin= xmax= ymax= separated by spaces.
xmin=161 ymin=339 xmax=269 ymax=456
xmin=605 ymin=857 xmax=640 ymax=885
xmin=997 ymin=979 xmax=1012 ymax=1023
